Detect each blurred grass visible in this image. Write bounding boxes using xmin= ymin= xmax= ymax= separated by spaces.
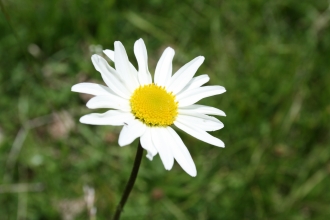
xmin=1 ymin=0 xmax=330 ymax=219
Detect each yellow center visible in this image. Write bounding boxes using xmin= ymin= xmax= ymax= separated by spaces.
xmin=130 ymin=84 xmax=178 ymax=127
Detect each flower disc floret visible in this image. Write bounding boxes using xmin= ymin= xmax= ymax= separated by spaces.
xmin=130 ymin=84 xmax=178 ymax=126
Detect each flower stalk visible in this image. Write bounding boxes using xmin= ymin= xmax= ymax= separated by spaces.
xmin=112 ymin=141 xmax=143 ymax=220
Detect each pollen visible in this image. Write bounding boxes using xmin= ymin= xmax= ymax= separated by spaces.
xmin=130 ymin=84 xmax=178 ymax=127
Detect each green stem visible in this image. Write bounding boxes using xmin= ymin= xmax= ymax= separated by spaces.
xmin=112 ymin=141 xmax=143 ymax=220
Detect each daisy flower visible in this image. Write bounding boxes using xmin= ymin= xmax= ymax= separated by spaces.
xmin=72 ymin=39 xmax=226 ymax=177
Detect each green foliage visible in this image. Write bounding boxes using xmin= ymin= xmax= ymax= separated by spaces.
xmin=1 ymin=0 xmax=330 ymax=219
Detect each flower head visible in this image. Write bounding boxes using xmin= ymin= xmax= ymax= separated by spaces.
xmin=72 ymin=39 xmax=226 ymax=177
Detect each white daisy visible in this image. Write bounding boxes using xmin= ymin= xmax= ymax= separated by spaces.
xmin=72 ymin=39 xmax=226 ymax=177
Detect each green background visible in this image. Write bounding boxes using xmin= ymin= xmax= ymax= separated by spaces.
xmin=1 ymin=0 xmax=330 ymax=219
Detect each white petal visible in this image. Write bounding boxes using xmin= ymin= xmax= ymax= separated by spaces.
xmin=140 ymin=128 xmax=158 ymax=160
xmin=179 ymin=104 xmax=226 ymax=116
xmin=104 ymin=49 xmax=140 ymax=81
xmin=178 ymin=86 xmax=226 ymax=107
xmin=176 ymin=114 xmax=223 ymax=131
xmin=86 ymin=95 xmax=131 ymax=111
xmin=167 ymin=56 xmax=205 ymax=94
xmin=71 ymin=83 xmax=114 ymax=96
xmin=80 ymin=110 xmax=134 ymax=126
xmin=91 ymin=55 xmax=131 ymax=99
xmin=151 ymin=127 xmax=174 ymax=170
xmin=129 ymin=62 xmax=138 ymax=77
xmin=134 ymin=39 xmax=152 ymax=85
xmin=166 ymin=127 xmax=197 ymax=177
xmin=174 ymin=121 xmax=225 ymax=148
xmin=103 ymin=49 xmax=115 ymax=61
xmin=154 ymin=47 xmax=175 ymax=87
xmin=176 ymin=74 xmax=209 ymax=96
xmin=114 ymin=41 xmax=139 ymax=92
xmin=91 ymin=54 xmax=120 ymax=79
xmin=118 ymin=119 xmax=146 ymax=147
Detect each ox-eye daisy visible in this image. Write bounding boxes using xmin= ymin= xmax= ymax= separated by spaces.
xmin=72 ymin=39 xmax=226 ymax=177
